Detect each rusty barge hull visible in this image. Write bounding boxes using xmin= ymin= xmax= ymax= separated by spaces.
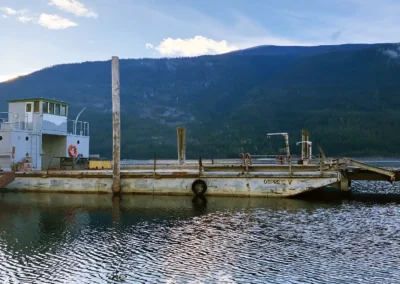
xmin=3 ymin=159 xmax=398 ymax=197
xmin=3 ymin=165 xmax=340 ymax=197
xmin=0 ymin=172 xmax=15 ymax=188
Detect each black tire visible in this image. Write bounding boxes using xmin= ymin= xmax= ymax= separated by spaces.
xmin=191 ymin=179 xmax=207 ymax=196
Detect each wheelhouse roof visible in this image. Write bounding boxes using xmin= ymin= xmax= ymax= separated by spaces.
xmin=6 ymin=97 xmax=70 ymax=106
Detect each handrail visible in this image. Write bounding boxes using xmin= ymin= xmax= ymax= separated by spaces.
xmin=0 ymin=112 xmax=29 ymax=131
xmin=67 ymin=119 xmax=90 ymax=136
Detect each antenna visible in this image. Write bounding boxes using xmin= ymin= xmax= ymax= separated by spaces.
xmin=74 ymin=107 xmax=86 ymax=135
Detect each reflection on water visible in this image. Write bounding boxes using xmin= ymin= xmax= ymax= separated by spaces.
xmin=0 ymin=161 xmax=400 ymax=283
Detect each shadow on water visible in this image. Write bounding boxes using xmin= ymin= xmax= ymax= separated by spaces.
xmin=191 ymin=195 xmax=208 ymax=213
xmin=1 ymin=189 xmax=400 ymax=283
xmin=1 ymin=156 xmax=400 ymax=282
xmin=297 ymin=186 xmax=400 ymax=204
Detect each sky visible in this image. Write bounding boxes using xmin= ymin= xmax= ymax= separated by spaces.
xmin=0 ymin=0 xmax=400 ymax=82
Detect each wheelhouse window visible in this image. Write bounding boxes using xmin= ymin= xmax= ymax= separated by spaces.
xmin=41 ymin=101 xmax=68 ymax=115
xmin=60 ymin=105 xmax=67 ymax=116
xmin=34 ymin=101 xmax=40 ymax=113
xmin=49 ymin=103 xmax=54 ymax=114
xmin=26 ymin=103 xmax=32 ymax=112
xmin=43 ymin=102 xmax=49 ymax=114
xmin=55 ymin=104 xmax=60 ymax=115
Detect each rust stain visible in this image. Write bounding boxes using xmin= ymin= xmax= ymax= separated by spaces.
xmin=170 ymin=172 xmax=189 ymax=176
xmin=0 ymin=172 xmax=15 ymax=188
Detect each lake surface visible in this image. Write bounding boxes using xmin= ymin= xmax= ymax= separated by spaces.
xmin=1 ymin=161 xmax=400 ymax=283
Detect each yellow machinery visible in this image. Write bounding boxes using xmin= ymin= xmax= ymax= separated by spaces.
xmin=88 ymin=160 xmax=112 ymax=170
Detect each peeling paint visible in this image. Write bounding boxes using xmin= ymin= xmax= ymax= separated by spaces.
xmin=4 ymin=173 xmax=340 ymax=197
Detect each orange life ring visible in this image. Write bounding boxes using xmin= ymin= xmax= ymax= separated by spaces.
xmin=68 ymin=144 xmax=78 ymax=157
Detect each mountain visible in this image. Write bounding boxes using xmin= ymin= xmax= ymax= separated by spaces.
xmin=1 ymin=43 xmax=400 ymax=159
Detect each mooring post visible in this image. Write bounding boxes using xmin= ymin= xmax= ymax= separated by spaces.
xmin=319 ymin=152 xmax=323 ymax=176
xmin=177 ymin=126 xmax=186 ymax=165
xmin=112 ymin=56 xmax=121 ymax=194
xmin=112 ymin=194 xmax=121 ymax=223
xmin=153 ymin=152 xmax=157 ymax=177
xmin=301 ymin=129 xmax=309 ymax=160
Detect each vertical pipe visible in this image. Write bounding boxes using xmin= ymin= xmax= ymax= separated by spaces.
xmin=283 ymin=134 xmax=292 ymax=175
xmin=301 ymin=129 xmax=309 ymax=160
xmin=177 ymin=127 xmax=186 ymax=165
xmin=319 ymin=152 xmax=323 ymax=176
xmin=301 ymin=130 xmax=306 ymax=160
xmin=153 ymin=152 xmax=157 ymax=175
xmin=284 ymin=134 xmax=290 ymax=158
xmin=305 ymin=131 xmax=309 ymax=159
xmin=112 ymin=56 xmax=121 ymax=194
xmin=11 ymin=147 xmax=15 ymax=172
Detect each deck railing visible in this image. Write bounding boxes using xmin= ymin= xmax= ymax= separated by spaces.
xmin=0 ymin=112 xmax=28 ymax=131
xmin=67 ymin=120 xmax=90 ymax=137
xmin=0 ymin=112 xmax=43 ymax=132
xmin=0 ymin=112 xmax=89 ymax=137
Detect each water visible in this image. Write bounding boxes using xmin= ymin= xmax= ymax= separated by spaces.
xmin=1 ymin=162 xmax=400 ymax=283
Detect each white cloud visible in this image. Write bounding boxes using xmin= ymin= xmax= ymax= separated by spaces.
xmin=0 ymin=6 xmax=78 ymax=30
xmin=0 ymin=7 xmax=17 ymax=15
xmin=49 ymin=0 xmax=98 ymax=18
xmin=17 ymin=16 xmax=36 ymax=23
xmin=145 ymin=43 xmax=154 ymax=49
xmin=38 ymin=14 xmax=77 ymax=30
xmin=147 ymin=35 xmax=238 ymax=57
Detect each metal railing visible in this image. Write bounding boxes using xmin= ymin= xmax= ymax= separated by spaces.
xmin=67 ymin=120 xmax=90 ymax=136
xmin=1 ymin=112 xmax=89 ymax=137
xmin=0 ymin=112 xmax=43 ymax=132
xmin=0 ymin=112 xmax=27 ymax=131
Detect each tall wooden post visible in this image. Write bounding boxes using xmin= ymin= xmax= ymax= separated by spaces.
xmin=112 ymin=56 xmax=121 ymax=193
xmin=301 ymin=129 xmax=309 ymax=160
xmin=177 ymin=127 xmax=186 ymax=165
xmin=112 ymin=194 xmax=121 ymax=223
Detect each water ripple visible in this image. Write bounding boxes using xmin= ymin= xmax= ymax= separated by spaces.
xmin=1 ymin=161 xmax=400 ymax=283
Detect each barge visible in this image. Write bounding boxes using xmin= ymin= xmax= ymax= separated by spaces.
xmin=0 ymin=96 xmax=397 ymax=196
xmin=1 ymin=58 xmax=398 ymax=197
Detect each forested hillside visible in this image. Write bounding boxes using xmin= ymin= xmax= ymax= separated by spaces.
xmin=1 ymin=43 xmax=400 ymax=158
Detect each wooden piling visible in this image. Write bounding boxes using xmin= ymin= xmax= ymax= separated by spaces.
xmin=112 ymin=56 xmax=121 ymax=194
xmin=301 ymin=130 xmax=309 ymax=160
xmin=177 ymin=127 xmax=186 ymax=165
xmin=112 ymin=194 xmax=121 ymax=223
